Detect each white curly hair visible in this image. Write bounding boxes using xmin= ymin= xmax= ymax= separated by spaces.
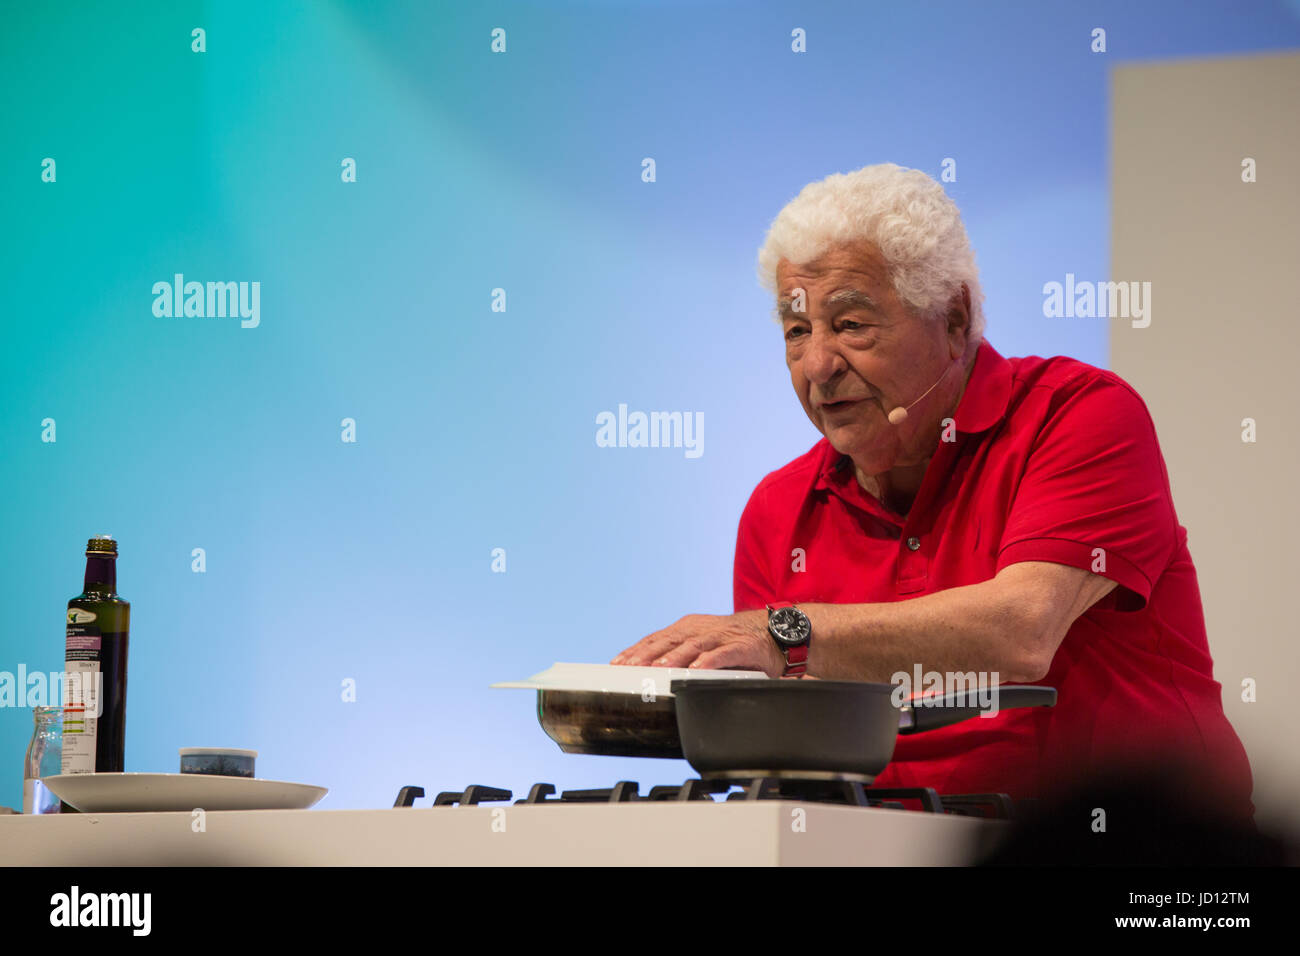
xmin=757 ymin=163 xmax=985 ymax=342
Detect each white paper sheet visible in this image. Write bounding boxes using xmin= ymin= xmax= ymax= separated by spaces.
xmin=490 ymin=661 xmax=770 ymax=696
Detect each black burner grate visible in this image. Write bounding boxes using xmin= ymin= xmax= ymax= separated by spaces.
xmin=394 ymin=779 xmax=1017 ymax=818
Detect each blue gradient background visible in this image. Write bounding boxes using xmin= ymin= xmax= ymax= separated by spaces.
xmin=3 ymin=1 xmax=1297 ymax=811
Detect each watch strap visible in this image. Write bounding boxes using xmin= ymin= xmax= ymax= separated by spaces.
xmin=783 ymin=643 xmax=809 ymax=677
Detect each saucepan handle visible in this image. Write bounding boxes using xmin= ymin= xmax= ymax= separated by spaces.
xmin=897 ymin=685 xmax=1057 ymax=735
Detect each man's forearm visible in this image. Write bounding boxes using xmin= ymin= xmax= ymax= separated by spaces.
xmin=801 ymin=579 xmax=1043 ymax=683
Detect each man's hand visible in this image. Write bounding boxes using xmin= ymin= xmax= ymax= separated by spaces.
xmin=610 ymin=609 xmax=784 ymax=676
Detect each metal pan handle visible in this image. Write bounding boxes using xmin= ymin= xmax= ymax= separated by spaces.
xmin=897 ymin=685 xmax=1057 ymax=735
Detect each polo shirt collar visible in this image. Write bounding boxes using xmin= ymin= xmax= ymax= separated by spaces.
xmin=813 ymin=338 xmax=1012 ymax=489
xmin=813 ymin=440 xmax=853 ymax=492
xmin=953 ymin=338 xmax=1012 ymax=435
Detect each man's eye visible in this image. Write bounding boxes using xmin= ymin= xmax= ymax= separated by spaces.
xmin=785 ymin=327 xmax=807 ymax=340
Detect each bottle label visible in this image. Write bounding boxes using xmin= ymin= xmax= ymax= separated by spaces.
xmin=62 ymin=623 xmax=102 ymax=775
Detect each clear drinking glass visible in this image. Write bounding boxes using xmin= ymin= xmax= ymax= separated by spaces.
xmin=23 ymin=706 xmax=62 ymax=814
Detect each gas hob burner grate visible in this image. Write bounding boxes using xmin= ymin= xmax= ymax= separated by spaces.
xmin=394 ymin=779 xmax=1018 ymax=818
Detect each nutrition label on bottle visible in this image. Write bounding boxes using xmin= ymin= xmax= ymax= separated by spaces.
xmin=62 ymin=624 xmax=102 ymax=774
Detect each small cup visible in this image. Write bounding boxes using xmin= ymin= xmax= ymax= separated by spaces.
xmin=179 ymin=747 xmax=257 ymax=778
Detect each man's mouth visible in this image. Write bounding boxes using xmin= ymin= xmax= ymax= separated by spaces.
xmin=819 ymin=398 xmax=866 ymax=413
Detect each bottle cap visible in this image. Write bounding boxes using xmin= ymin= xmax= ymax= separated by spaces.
xmin=86 ymin=535 xmax=117 ymax=555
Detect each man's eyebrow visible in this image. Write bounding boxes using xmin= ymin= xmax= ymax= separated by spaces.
xmin=824 ymin=288 xmax=883 ymax=312
xmin=775 ymin=288 xmax=883 ymax=320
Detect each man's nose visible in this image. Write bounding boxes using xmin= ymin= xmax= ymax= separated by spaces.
xmin=800 ymin=328 xmax=846 ymax=385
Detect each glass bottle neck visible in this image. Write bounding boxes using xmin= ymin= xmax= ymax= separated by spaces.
xmin=83 ymin=555 xmax=117 ymax=595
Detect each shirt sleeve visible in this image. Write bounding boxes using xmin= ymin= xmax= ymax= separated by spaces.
xmin=995 ymin=372 xmax=1178 ymax=611
xmin=733 ymin=481 xmax=778 ymax=613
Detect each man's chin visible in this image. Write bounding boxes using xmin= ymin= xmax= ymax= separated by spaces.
xmin=821 ymin=421 xmax=894 ymax=463
xmin=822 ymin=420 xmax=881 ymax=456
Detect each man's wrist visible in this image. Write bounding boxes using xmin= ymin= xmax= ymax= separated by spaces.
xmin=755 ymin=609 xmax=786 ymax=676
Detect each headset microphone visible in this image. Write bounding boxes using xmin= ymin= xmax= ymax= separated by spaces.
xmin=886 ymin=360 xmax=958 ymax=426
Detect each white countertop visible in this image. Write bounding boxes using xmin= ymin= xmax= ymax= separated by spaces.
xmin=0 ymin=801 xmax=1007 ymax=866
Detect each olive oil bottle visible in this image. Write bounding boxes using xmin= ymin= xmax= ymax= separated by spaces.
xmin=62 ymin=535 xmax=130 ymax=783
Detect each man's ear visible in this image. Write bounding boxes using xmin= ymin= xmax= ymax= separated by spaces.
xmin=946 ymin=283 xmax=973 ymax=356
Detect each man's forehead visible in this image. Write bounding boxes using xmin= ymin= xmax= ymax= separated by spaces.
xmin=776 ymin=244 xmax=888 ymax=294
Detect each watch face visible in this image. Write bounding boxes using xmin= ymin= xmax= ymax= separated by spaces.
xmin=770 ymin=606 xmax=811 ymax=646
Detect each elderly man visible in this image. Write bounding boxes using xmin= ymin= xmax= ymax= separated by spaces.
xmin=612 ymin=163 xmax=1253 ymax=816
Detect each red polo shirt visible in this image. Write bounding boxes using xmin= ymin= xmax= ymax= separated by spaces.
xmin=733 ymin=339 xmax=1253 ymax=815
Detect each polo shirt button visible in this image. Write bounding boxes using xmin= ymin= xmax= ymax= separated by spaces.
xmin=906 ymin=536 xmax=921 ymax=551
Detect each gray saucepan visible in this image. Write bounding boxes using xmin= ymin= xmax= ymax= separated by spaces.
xmin=668 ymin=679 xmax=1058 ymax=781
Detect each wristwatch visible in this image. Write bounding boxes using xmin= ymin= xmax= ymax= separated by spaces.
xmin=766 ymin=602 xmax=812 ymax=677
